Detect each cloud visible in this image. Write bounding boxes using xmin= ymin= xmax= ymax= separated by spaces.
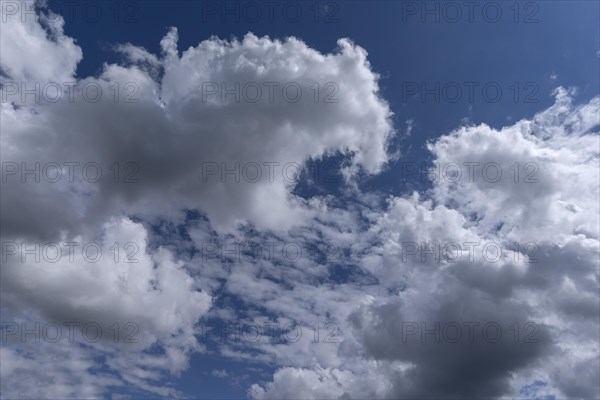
xmin=0 ymin=2 xmax=394 ymax=396
xmin=249 ymin=91 xmax=600 ymax=399
xmin=212 ymin=369 xmax=229 ymax=378
xmin=428 ymin=87 xmax=599 ymax=245
xmin=1 ymin=218 xmax=211 ymax=350
xmin=1 ymin=2 xmax=598 ymax=399
xmin=249 ymin=366 xmax=380 ymax=400
xmin=0 ymin=340 xmax=122 ymax=399
xmin=1 ymin=11 xmax=394 ymax=238
xmin=1 ymin=217 xmax=211 ymax=395
xmin=0 ymin=1 xmax=82 ymax=82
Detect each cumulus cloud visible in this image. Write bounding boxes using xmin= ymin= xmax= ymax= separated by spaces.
xmin=1 ymin=2 xmax=598 ymax=399
xmin=0 ymin=1 xmax=81 ymax=82
xmin=249 ymin=91 xmax=600 ymax=399
xmin=1 ymin=218 xmax=211 ymax=350
xmin=1 ymin=7 xmax=394 ymax=239
xmin=0 ymin=1 xmax=394 ymax=396
xmin=428 ymin=87 xmax=599 ymax=245
xmin=1 ymin=218 xmax=211 ymax=395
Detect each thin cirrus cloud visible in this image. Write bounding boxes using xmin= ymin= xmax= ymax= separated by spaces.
xmin=0 ymin=1 xmax=599 ymax=399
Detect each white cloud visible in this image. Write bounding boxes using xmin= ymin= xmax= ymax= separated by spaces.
xmin=0 ymin=3 xmax=394 ymax=397
xmin=0 ymin=0 xmax=82 ymax=82
xmin=250 ymin=91 xmax=600 ymax=399
xmin=1 ymin=218 xmax=211 ymax=395
xmin=1 ymin=18 xmax=394 ymax=237
xmin=1 ymin=3 xmax=598 ymax=399
xmin=212 ymin=369 xmax=229 ymax=378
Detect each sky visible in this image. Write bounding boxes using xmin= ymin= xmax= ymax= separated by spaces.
xmin=0 ymin=0 xmax=599 ymax=399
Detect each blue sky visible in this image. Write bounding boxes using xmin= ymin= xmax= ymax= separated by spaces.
xmin=1 ymin=1 xmax=599 ymax=399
